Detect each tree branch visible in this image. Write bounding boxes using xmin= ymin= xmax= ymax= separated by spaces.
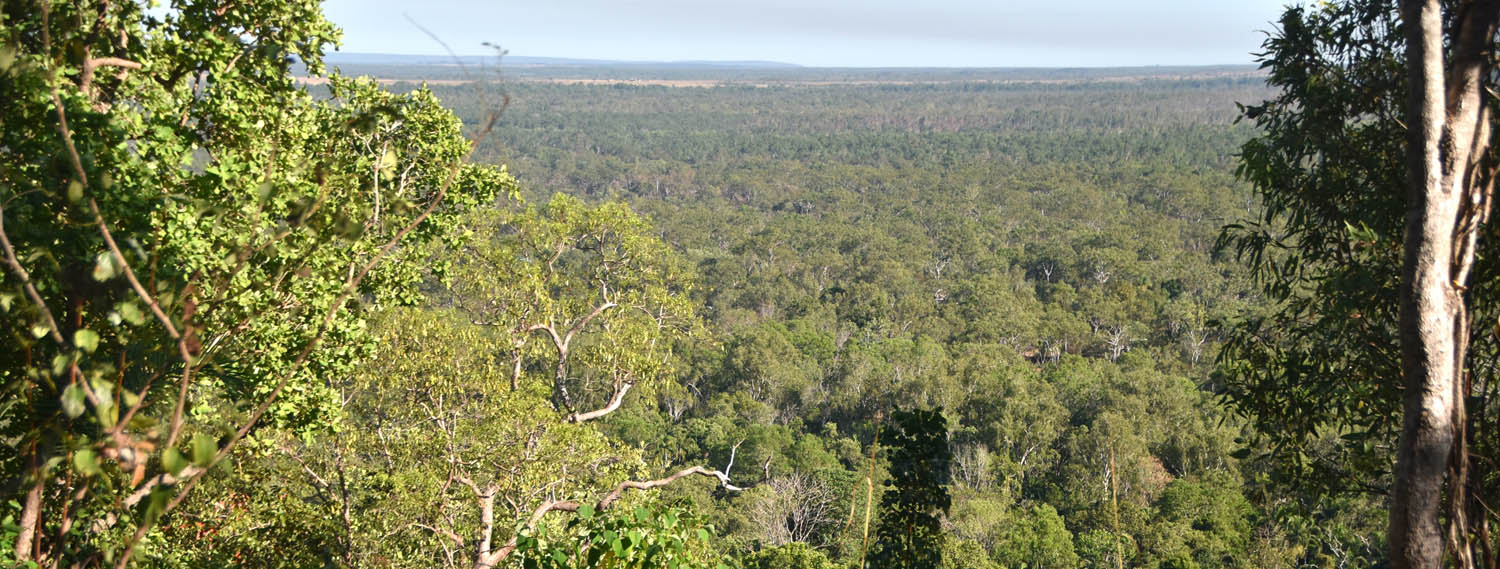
xmin=564 ymin=301 xmax=617 ymax=347
xmin=415 ymin=523 xmax=466 ymax=548
xmin=0 ymin=204 xmax=64 ymax=344
xmin=566 ymin=380 xmax=633 ymax=423
xmin=596 ymin=466 xmax=742 ymax=510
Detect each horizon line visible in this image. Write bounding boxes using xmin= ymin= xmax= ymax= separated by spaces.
xmin=321 ymin=51 xmax=1264 ymax=70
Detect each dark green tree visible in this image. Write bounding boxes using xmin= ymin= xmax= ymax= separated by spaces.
xmin=871 ymin=409 xmax=952 ymax=569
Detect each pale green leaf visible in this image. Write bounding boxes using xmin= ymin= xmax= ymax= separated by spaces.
xmin=191 ymin=432 xmax=216 ymax=467
xmin=117 ymin=302 xmax=145 ymax=326
xmin=92 ymin=252 xmax=116 ymax=281
xmin=73 ymin=449 xmax=101 ymax=476
xmin=73 ymin=329 xmax=100 ymax=353
xmin=162 ymin=448 xmax=187 ymax=475
xmin=60 ymin=384 xmax=85 ymax=418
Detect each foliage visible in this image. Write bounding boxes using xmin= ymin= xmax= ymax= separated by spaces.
xmin=2 ymin=1 xmax=1353 ymax=565
xmin=1217 ymin=1 xmax=1500 ymax=564
xmin=508 ymin=505 xmax=725 ymax=569
xmin=446 ymin=193 xmax=700 ymax=414
xmin=740 ymin=542 xmax=840 ymax=569
xmin=989 ymin=504 xmax=1080 ymax=569
xmin=0 ymin=1 xmax=511 ymax=566
xmin=1215 ymin=0 xmax=1408 ymax=497
xmin=871 ymin=409 xmax=952 ymax=569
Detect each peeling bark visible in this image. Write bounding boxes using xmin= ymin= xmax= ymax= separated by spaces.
xmin=1392 ymin=2 xmax=1499 ymax=568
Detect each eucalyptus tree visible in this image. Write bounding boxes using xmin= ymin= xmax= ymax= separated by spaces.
xmin=446 ymin=194 xmax=700 ymax=423
xmin=1219 ymin=1 xmax=1500 ymax=567
xmin=261 ymin=307 xmax=735 ymax=569
xmin=263 ymin=195 xmax=732 ymax=569
xmin=0 ymin=1 xmax=509 ymax=566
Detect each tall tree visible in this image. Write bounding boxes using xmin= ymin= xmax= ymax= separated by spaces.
xmin=1220 ymin=1 xmax=1500 ymax=567
xmin=0 ymin=1 xmax=509 ymax=566
xmin=870 ymin=409 xmax=952 ymax=569
xmin=1393 ymin=2 xmax=1498 ymax=567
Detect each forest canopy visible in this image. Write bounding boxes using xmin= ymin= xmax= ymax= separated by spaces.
xmin=6 ymin=1 xmax=1498 ymax=568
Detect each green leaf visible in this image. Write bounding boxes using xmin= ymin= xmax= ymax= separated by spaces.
xmin=578 ymin=504 xmax=595 ymax=520
xmin=695 ymin=528 xmax=710 ymax=542
xmin=95 ymin=399 xmax=118 ymax=430
xmin=191 ymin=432 xmax=216 ymax=466
xmin=0 ymin=292 xmax=15 ymax=311
xmin=121 ymin=388 xmax=140 ymax=409
xmin=92 ymin=252 xmax=116 ymax=281
xmin=66 ymin=180 xmax=83 ymax=202
xmin=60 ymin=384 xmax=86 ymax=418
xmin=51 ymin=354 xmax=70 ymax=376
xmin=144 ymin=488 xmax=169 ymax=525
xmin=30 ymin=323 xmax=50 ymax=339
xmin=162 ymin=448 xmax=188 ymax=475
xmin=73 ymin=449 xmax=101 ymax=476
xmin=117 ymin=302 xmax=145 ymax=326
xmin=0 ymin=43 xmax=16 ymax=73
xmin=73 ymin=329 xmax=100 ymax=353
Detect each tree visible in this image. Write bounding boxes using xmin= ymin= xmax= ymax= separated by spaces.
xmin=742 ymin=542 xmax=841 ymax=569
xmin=0 ymin=2 xmax=510 ymax=566
xmin=446 ymin=194 xmax=699 ymax=422
xmin=870 ymin=409 xmax=952 ymax=569
xmin=1219 ymin=1 xmax=1500 ymax=567
xmin=265 ymin=194 xmax=736 ymax=569
xmin=744 ymin=472 xmax=840 ymax=547
xmin=989 ymin=504 xmax=1080 ymax=569
xmin=1390 ymin=3 xmax=1498 ymax=567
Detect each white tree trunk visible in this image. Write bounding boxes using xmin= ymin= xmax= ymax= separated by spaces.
xmin=1392 ymin=1 xmax=1497 ymax=567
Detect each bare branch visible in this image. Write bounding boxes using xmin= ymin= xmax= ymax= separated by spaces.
xmin=415 ymin=523 xmax=466 ymax=547
xmin=564 ymin=301 xmax=617 ymax=347
xmin=121 ymin=466 xmax=203 ymax=509
xmin=596 ymin=466 xmax=742 ymax=510
xmin=0 ymin=205 xmax=64 ymax=344
xmin=566 ymin=381 xmax=633 ymax=423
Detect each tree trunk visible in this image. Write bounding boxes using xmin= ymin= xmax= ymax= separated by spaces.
xmin=1393 ymin=2 xmax=1498 ymax=568
xmin=14 ymin=456 xmax=43 ymax=564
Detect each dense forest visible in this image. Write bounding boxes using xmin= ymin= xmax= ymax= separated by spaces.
xmin=6 ymin=1 xmax=1500 ymax=569
xmin=413 ymin=75 xmax=1342 ymax=568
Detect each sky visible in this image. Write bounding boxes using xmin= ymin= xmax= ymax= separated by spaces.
xmin=322 ymin=0 xmax=1295 ymax=68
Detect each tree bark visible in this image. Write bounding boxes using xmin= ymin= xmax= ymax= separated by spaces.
xmin=14 ymin=456 xmax=43 ymax=564
xmin=1393 ymin=2 xmax=1499 ymax=568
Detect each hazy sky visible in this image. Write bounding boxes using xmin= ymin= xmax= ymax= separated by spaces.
xmin=322 ymin=0 xmax=1294 ymax=68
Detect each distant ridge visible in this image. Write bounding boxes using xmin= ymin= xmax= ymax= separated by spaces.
xmin=321 ymin=52 xmax=802 ymax=69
